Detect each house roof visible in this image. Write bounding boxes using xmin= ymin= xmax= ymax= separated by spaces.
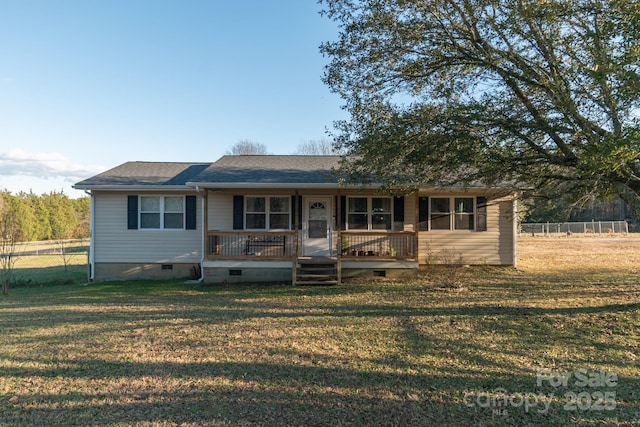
xmin=187 ymin=155 xmax=344 ymax=188
xmin=73 ymin=155 xmax=520 ymax=191
xmin=73 ymin=161 xmax=212 ymax=190
xmin=73 ymin=156 xmax=346 ymax=190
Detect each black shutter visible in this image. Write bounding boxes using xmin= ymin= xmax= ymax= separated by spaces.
xmin=291 ymin=195 xmax=302 ymax=230
xmin=291 ymin=196 xmax=296 ymax=230
xmin=127 ymin=195 xmax=138 ymax=230
xmin=476 ymin=196 xmax=487 ymax=231
xmin=394 ymin=196 xmax=405 ymax=221
xmin=418 ymin=196 xmax=429 ymax=231
xmin=233 ymin=195 xmax=244 ymax=230
xmin=340 ymin=196 xmax=347 ymax=230
xmin=185 ymin=195 xmax=197 ymax=230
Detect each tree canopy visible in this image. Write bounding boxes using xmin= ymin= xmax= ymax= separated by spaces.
xmin=320 ymin=0 xmax=640 ymax=213
xmin=294 ymin=138 xmax=336 ymax=155
xmin=0 ymin=191 xmax=88 ymax=242
xmin=227 ymin=140 xmax=269 ymax=155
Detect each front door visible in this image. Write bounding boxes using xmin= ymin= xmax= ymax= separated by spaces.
xmin=303 ymin=197 xmax=332 ymax=256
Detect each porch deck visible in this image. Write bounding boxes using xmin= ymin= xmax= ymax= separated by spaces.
xmin=204 ymin=230 xmax=418 ymax=285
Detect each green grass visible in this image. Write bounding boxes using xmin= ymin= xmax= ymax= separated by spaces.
xmin=0 ymin=239 xmax=639 ymax=426
xmin=10 ymin=251 xmax=88 ymax=287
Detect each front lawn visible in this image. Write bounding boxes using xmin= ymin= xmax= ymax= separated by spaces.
xmin=0 ymin=237 xmax=638 ymax=426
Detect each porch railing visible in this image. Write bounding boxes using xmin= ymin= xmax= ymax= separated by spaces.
xmin=207 ymin=231 xmax=297 ymax=259
xmin=339 ymin=231 xmax=416 ymax=259
xmin=206 ymin=230 xmax=417 ymax=260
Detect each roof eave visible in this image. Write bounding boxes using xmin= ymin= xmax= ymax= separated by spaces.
xmin=74 ymin=182 xmax=522 ymax=192
xmin=72 ymin=185 xmax=194 ymax=192
xmin=186 ymin=181 xmax=375 ymax=189
xmin=419 ymin=185 xmax=520 ymax=191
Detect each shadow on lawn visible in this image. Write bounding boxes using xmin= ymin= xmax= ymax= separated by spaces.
xmin=3 ymin=356 xmax=634 ymax=426
xmin=10 ymin=264 xmax=87 ymax=288
xmin=1 ymin=278 xmax=638 ymax=426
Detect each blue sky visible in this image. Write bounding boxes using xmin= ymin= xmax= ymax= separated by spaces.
xmin=0 ymin=0 xmax=346 ymax=197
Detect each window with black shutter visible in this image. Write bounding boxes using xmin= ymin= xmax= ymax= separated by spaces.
xmin=128 ymin=195 xmax=192 ymax=230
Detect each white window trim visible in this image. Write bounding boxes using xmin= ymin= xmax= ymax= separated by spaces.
xmin=244 ymin=196 xmax=291 ymax=230
xmin=346 ymin=196 xmax=393 ymax=231
xmin=429 ymin=196 xmax=476 ymax=231
xmin=139 ymin=195 xmax=185 ymax=230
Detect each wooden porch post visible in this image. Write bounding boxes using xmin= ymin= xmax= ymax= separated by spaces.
xmin=336 ymin=191 xmax=342 ymax=285
xmin=415 ymin=192 xmax=419 ymax=262
xmin=292 ymin=192 xmax=299 ymax=286
xmin=203 ymin=189 xmax=209 ymax=260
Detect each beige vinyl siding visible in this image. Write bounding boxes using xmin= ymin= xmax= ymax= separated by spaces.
xmin=93 ymin=192 xmax=202 ymax=263
xmin=403 ymin=196 xmax=415 ymax=231
xmin=207 ymin=192 xmax=234 ymax=230
xmin=418 ymin=195 xmax=515 ymax=265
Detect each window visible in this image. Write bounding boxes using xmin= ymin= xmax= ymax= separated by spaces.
xmin=245 ymin=196 xmax=290 ymax=230
xmin=454 ymin=198 xmax=474 ymax=230
xmin=429 ymin=197 xmax=475 ymax=230
xmin=139 ymin=196 xmax=184 ymax=229
xmin=430 ymin=198 xmax=451 ymax=230
xmin=140 ymin=196 xmax=161 ymax=229
xmin=164 ymin=196 xmax=184 ymax=229
xmin=269 ymin=197 xmax=290 ymax=229
xmin=347 ymin=197 xmax=368 ymax=230
xmin=372 ymin=197 xmax=392 ymax=230
xmin=246 ymin=197 xmax=266 ymax=229
xmin=347 ymin=197 xmax=392 ymax=230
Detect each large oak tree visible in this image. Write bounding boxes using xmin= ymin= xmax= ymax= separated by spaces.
xmin=320 ymin=0 xmax=640 ymax=214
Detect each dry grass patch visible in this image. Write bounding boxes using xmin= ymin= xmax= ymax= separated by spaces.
xmin=518 ymin=234 xmax=640 ymax=275
xmin=0 ymin=238 xmax=638 ymax=426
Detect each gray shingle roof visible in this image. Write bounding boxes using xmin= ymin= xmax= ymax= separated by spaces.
xmin=73 ymin=156 xmax=520 ymax=190
xmin=73 ymin=162 xmax=211 ymax=188
xmin=190 ymin=155 xmax=342 ymax=185
xmin=73 ymin=156 xmax=344 ymax=189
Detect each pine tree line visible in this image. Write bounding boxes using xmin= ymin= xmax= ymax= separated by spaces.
xmin=0 ymin=190 xmax=89 ymax=243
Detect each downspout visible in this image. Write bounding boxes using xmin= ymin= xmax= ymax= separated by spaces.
xmin=84 ymin=190 xmax=95 ymax=283
xmin=195 ymin=185 xmax=205 ymax=282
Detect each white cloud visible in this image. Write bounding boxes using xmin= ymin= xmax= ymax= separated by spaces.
xmin=0 ymin=148 xmax=105 ymax=183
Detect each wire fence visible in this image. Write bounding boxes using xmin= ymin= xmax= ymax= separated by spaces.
xmin=520 ymin=221 xmax=629 ymax=236
xmin=14 ymin=239 xmax=90 ymax=256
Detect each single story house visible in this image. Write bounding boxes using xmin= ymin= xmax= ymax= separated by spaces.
xmin=73 ymin=155 xmax=519 ymax=284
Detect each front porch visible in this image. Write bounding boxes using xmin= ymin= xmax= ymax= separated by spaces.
xmin=203 ymin=230 xmax=418 ymax=285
